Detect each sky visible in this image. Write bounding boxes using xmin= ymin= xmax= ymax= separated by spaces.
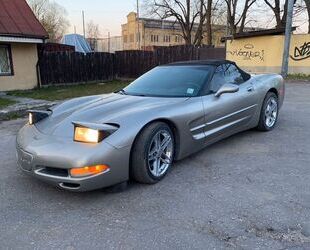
xmin=53 ymin=0 xmax=308 ymax=37
xmin=54 ymin=0 xmax=139 ymax=37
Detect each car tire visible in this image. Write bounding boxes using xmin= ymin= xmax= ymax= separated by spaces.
xmin=131 ymin=122 xmax=175 ymax=184
xmin=257 ymin=92 xmax=279 ymax=131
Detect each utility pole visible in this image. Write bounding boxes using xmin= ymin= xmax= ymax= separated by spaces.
xmin=281 ymin=0 xmax=294 ymax=77
xmin=82 ymin=10 xmax=86 ymax=38
xmin=136 ymin=0 xmax=141 ymax=50
xmin=108 ymin=31 xmax=111 ymax=53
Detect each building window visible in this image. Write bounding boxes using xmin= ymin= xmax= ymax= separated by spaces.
xmin=164 ymin=35 xmax=171 ymax=43
xmin=0 ymin=45 xmax=13 ymax=76
xmin=124 ymin=35 xmax=128 ymax=43
xmin=151 ymin=34 xmax=159 ymax=43
xmin=175 ymin=36 xmax=182 ymax=43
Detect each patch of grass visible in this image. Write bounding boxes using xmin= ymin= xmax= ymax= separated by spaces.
xmin=0 ymin=98 xmax=17 ymax=109
xmin=8 ymin=80 xmax=130 ymax=101
xmin=286 ymin=74 xmax=310 ymax=81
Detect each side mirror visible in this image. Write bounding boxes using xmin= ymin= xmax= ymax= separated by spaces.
xmin=215 ymin=83 xmax=239 ymax=97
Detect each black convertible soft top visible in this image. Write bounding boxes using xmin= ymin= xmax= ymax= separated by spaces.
xmin=167 ymin=59 xmax=235 ymax=66
xmin=166 ymin=60 xmax=251 ymax=81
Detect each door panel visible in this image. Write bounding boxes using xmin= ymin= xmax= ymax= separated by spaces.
xmin=202 ymin=79 xmax=259 ymax=142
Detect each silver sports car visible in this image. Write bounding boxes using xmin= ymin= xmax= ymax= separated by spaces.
xmin=16 ymin=60 xmax=285 ymax=191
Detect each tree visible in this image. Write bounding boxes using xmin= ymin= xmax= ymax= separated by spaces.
xmin=146 ymin=0 xmax=213 ymax=46
xmin=86 ymin=20 xmax=101 ymax=39
xmin=303 ymin=0 xmax=310 ymax=33
xmin=263 ymin=0 xmax=288 ymax=29
xmin=209 ymin=0 xmax=228 ymax=42
xmin=27 ymin=0 xmax=69 ymax=42
xmin=206 ymin=0 xmax=213 ymax=45
xmin=262 ymin=0 xmax=310 ymax=33
xmin=224 ymin=0 xmax=257 ymax=35
xmin=86 ymin=20 xmax=101 ymax=51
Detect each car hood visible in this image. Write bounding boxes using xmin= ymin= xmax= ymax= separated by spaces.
xmin=35 ymin=93 xmax=188 ymax=137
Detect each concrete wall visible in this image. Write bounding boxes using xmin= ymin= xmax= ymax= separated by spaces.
xmin=226 ymin=34 xmax=310 ymax=74
xmin=0 ymin=43 xmax=38 ymax=91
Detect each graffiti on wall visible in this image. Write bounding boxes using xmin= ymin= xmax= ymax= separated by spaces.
xmin=290 ymin=42 xmax=310 ymax=61
xmin=227 ymin=44 xmax=265 ymax=61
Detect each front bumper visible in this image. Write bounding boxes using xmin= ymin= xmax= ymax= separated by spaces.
xmin=16 ymin=124 xmax=131 ymax=191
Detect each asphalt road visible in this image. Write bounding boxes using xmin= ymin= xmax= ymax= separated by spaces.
xmin=1 ymin=82 xmax=310 ymax=250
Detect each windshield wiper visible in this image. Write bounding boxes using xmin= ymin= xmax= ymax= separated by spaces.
xmin=116 ymin=89 xmax=147 ymax=97
xmin=117 ymin=89 xmax=128 ymax=95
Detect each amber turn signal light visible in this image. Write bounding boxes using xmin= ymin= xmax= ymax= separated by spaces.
xmin=70 ymin=165 xmax=110 ymax=177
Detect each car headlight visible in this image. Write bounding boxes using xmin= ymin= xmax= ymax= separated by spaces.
xmin=28 ymin=110 xmax=51 ymax=125
xmin=72 ymin=121 xmax=119 ymax=143
xmin=29 ymin=113 xmax=34 ymax=125
xmin=74 ymin=127 xmax=103 ymax=143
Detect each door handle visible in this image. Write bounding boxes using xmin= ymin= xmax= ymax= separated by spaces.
xmin=247 ymin=86 xmax=254 ymax=92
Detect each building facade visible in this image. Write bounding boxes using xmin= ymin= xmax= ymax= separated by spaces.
xmin=122 ymin=12 xmax=225 ymax=51
xmin=0 ymin=0 xmax=48 ymax=91
xmin=0 ymin=42 xmax=42 ymax=91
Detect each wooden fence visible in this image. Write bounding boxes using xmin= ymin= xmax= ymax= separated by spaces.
xmin=115 ymin=50 xmax=154 ymax=79
xmin=39 ymin=52 xmax=115 ymax=85
xmin=39 ymin=45 xmax=225 ymax=86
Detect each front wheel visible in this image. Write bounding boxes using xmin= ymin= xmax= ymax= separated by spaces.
xmin=131 ymin=122 xmax=175 ymax=184
xmin=257 ymin=92 xmax=279 ymax=131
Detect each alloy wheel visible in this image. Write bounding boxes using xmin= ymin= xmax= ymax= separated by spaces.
xmin=148 ymin=130 xmax=173 ymax=177
xmin=265 ymin=97 xmax=278 ymax=128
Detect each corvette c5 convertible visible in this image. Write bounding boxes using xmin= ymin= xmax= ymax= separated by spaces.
xmin=16 ymin=60 xmax=285 ymax=191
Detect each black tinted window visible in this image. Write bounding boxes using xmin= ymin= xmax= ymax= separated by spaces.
xmin=124 ymin=66 xmax=213 ymax=97
xmin=209 ymin=64 xmax=244 ymax=93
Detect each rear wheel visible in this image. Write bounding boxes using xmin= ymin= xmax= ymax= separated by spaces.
xmin=131 ymin=122 xmax=174 ymax=184
xmin=257 ymin=92 xmax=279 ymax=131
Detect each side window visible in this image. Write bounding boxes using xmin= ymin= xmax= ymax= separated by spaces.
xmin=222 ymin=64 xmax=244 ymax=85
xmin=209 ymin=65 xmax=225 ymax=93
xmin=209 ymin=64 xmax=245 ymax=94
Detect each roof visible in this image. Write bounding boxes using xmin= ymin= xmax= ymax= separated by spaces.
xmin=167 ymin=60 xmax=234 ymax=66
xmin=139 ymin=17 xmax=227 ymax=32
xmin=221 ymin=27 xmax=297 ymax=42
xmin=0 ymin=0 xmax=48 ymax=39
xmin=61 ymin=34 xmax=92 ymax=54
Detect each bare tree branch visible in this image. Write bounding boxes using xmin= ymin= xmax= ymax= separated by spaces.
xmin=27 ymin=0 xmax=69 ymax=42
xmin=146 ymin=0 xmax=212 ymax=45
xmin=224 ymin=0 xmax=257 ymax=35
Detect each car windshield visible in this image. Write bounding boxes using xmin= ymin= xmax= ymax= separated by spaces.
xmin=123 ymin=65 xmax=214 ymax=97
